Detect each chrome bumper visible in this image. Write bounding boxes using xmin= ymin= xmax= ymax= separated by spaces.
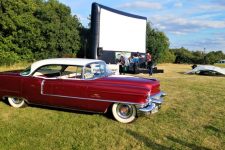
xmin=137 ymin=92 xmax=166 ymax=116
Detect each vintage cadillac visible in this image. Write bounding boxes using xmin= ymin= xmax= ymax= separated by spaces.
xmin=0 ymin=58 xmax=165 ymax=123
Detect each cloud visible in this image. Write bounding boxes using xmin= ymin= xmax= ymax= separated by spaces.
xmin=149 ymin=15 xmax=225 ymax=35
xmin=119 ymin=1 xmax=162 ymax=9
xmin=199 ymin=4 xmax=225 ymax=11
xmin=209 ymin=0 xmax=225 ymax=6
xmin=170 ymin=31 xmax=186 ymax=35
xmin=174 ymin=2 xmax=182 ymax=8
xmin=177 ymin=33 xmax=225 ymax=51
xmin=191 ymin=13 xmax=224 ymax=20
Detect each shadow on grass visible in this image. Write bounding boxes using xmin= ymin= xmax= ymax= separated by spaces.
xmin=178 ymin=71 xmax=225 ymax=77
xmin=126 ymin=129 xmax=171 ymax=150
xmin=177 ymin=71 xmax=186 ymax=74
xmin=31 ymin=104 xmax=95 ymax=115
xmin=181 ymin=72 xmax=225 ymax=77
xmin=166 ymin=136 xmax=211 ymax=150
xmin=30 ymin=103 xmax=116 ymax=121
xmin=204 ymin=125 xmax=225 ymax=135
xmin=1 ymin=98 xmax=10 ymax=105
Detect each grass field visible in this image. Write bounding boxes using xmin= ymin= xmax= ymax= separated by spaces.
xmin=214 ymin=63 xmax=225 ymax=68
xmin=0 ymin=63 xmax=225 ymax=150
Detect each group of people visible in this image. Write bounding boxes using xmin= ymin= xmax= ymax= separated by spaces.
xmin=118 ymin=52 xmax=154 ymax=75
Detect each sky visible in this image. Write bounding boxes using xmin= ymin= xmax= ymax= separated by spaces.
xmin=58 ymin=0 xmax=225 ymax=53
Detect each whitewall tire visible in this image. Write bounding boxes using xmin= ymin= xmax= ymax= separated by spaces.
xmin=112 ymin=103 xmax=137 ymax=123
xmin=8 ymin=97 xmax=26 ymax=108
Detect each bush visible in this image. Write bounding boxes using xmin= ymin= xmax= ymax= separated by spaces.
xmin=158 ymin=49 xmax=176 ymax=63
xmin=205 ymin=51 xmax=225 ymax=64
xmin=171 ymin=48 xmax=225 ymax=64
xmin=0 ymin=50 xmax=20 ymax=65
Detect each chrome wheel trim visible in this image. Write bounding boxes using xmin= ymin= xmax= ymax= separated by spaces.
xmin=116 ymin=104 xmax=133 ymax=119
xmin=11 ymin=97 xmax=24 ymax=104
xmin=8 ymin=97 xmax=26 ymax=108
xmin=112 ymin=103 xmax=137 ymax=123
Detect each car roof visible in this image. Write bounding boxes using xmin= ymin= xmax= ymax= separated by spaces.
xmin=30 ymin=58 xmax=104 ymax=74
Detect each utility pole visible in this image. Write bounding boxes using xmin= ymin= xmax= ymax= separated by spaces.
xmin=203 ymin=48 xmax=206 ymax=64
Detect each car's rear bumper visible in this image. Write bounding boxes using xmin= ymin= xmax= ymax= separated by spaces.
xmin=137 ymin=91 xmax=166 ymax=116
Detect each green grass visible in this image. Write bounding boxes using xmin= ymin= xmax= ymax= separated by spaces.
xmin=0 ymin=63 xmax=225 ymax=150
xmin=0 ymin=62 xmax=30 ymax=72
xmin=214 ymin=63 xmax=225 ymax=68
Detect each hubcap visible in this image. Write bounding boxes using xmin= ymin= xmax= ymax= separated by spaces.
xmin=11 ymin=97 xmax=23 ymax=104
xmin=117 ymin=104 xmax=133 ymax=119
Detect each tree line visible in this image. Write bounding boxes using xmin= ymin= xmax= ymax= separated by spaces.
xmin=0 ymin=0 xmax=81 ymax=65
xmin=0 ymin=0 xmax=224 ymax=66
xmin=146 ymin=22 xmax=225 ymax=64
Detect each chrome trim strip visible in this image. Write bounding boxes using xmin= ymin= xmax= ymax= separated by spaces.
xmin=0 ymin=89 xmax=19 ymax=93
xmin=41 ymin=92 xmax=142 ymax=105
xmin=41 ymin=80 xmax=45 ymax=95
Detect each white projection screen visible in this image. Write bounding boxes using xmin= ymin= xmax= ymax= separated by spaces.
xmin=89 ymin=3 xmax=147 ymax=63
xmin=99 ymin=8 xmax=146 ymax=53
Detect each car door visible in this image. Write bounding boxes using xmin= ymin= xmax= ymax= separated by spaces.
xmin=21 ymin=64 xmax=63 ymax=105
xmin=42 ymin=78 xmax=89 ymax=110
xmin=21 ymin=76 xmax=51 ymax=105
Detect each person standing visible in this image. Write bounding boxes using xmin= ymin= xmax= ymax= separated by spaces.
xmin=146 ymin=52 xmax=153 ymax=75
xmin=119 ymin=55 xmax=125 ymax=75
xmin=132 ymin=53 xmax=139 ymax=74
xmin=124 ymin=55 xmax=129 ymax=73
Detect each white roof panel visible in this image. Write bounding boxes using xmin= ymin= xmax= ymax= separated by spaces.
xmin=30 ymin=58 xmax=104 ymax=74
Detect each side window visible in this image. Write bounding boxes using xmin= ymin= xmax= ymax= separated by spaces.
xmin=33 ymin=65 xmax=62 ymax=78
xmin=61 ymin=66 xmax=83 ymax=79
xmin=84 ymin=64 xmax=94 ymax=79
xmin=84 ymin=63 xmax=106 ymax=79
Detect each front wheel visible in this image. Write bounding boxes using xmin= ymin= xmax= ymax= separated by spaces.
xmin=8 ymin=97 xmax=27 ymax=108
xmin=112 ymin=103 xmax=137 ymax=123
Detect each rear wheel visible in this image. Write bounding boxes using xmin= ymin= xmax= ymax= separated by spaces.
xmin=112 ymin=103 xmax=137 ymax=123
xmin=8 ymin=97 xmax=26 ymax=108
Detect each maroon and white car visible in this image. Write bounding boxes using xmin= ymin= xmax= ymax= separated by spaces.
xmin=0 ymin=58 xmax=165 ymax=123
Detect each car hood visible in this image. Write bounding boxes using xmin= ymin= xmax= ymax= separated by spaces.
xmin=97 ymin=75 xmax=160 ymax=95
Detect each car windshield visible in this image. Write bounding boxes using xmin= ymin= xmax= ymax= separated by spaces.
xmin=20 ymin=66 xmax=31 ymax=76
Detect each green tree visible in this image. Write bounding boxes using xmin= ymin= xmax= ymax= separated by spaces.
xmin=33 ymin=0 xmax=81 ymax=59
xmin=191 ymin=51 xmax=205 ymax=64
xmin=146 ymin=22 xmax=171 ymax=63
xmin=0 ymin=0 xmax=81 ymax=65
xmin=205 ymin=51 xmax=225 ymax=64
xmin=172 ymin=47 xmax=194 ymax=64
xmin=171 ymin=48 xmax=225 ymax=64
